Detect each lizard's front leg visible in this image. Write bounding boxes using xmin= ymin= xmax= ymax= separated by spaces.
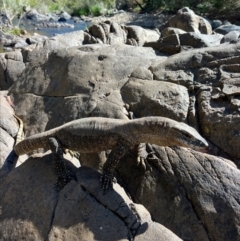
xmin=48 ymin=137 xmax=73 ymax=191
xmin=101 ymin=139 xmax=131 ymax=194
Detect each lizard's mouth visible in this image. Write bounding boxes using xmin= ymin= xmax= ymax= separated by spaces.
xmin=173 ymin=136 xmax=209 ymax=152
xmin=193 ymin=145 xmax=209 ymax=152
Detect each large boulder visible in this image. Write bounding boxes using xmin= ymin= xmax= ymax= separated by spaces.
xmin=124 ymin=25 xmax=160 ymax=46
xmin=0 ymin=91 xmax=18 ymax=167
xmin=0 ymin=155 xmax=182 ymax=241
xmin=220 ymin=31 xmax=240 ymax=43
xmin=0 ymin=51 xmax=25 ymax=90
xmin=161 ymin=7 xmax=212 ymax=34
xmin=198 ymin=87 xmax=240 ymax=161
xmin=84 ymin=21 xmax=127 ymax=45
xmin=149 ymin=40 xmax=240 ymax=162
xmin=145 ymin=32 xmax=223 ymax=55
xmin=84 ymin=21 xmax=160 ymax=47
xmin=9 ymin=44 xmax=167 ymax=136
xmin=22 ymin=9 xmax=52 ymax=22
xmin=22 ymin=30 xmax=85 ymax=63
xmin=214 ymin=24 xmax=240 ymax=35
xmin=121 ymin=77 xmax=189 ymax=121
xmin=117 ymin=146 xmax=240 ymax=241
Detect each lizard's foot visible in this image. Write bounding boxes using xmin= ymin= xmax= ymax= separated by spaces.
xmin=137 ymin=143 xmax=159 ymax=172
xmin=137 ymin=152 xmax=156 ymax=172
xmin=100 ymin=173 xmax=117 ymax=194
xmin=56 ymin=170 xmax=73 ymax=191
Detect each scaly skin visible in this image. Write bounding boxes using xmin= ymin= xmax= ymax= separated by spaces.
xmin=14 ymin=116 xmax=208 ymax=193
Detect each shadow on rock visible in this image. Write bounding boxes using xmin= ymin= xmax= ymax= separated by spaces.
xmin=0 ymin=154 xmax=181 ymax=241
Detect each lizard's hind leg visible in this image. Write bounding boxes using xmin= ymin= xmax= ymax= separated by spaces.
xmin=101 ymin=139 xmax=132 ymax=194
xmin=48 ymin=137 xmax=73 ymax=191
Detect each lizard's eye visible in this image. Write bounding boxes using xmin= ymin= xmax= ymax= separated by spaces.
xmin=182 ymin=132 xmax=192 ymax=139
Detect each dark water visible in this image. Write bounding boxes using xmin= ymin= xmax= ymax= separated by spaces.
xmin=21 ymin=19 xmax=90 ymax=37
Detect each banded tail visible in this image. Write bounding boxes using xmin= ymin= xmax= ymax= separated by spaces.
xmin=14 ymin=133 xmax=50 ymax=156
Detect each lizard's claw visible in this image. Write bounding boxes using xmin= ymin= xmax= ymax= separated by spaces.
xmin=137 ymin=151 xmax=157 ymax=172
xmin=137 ymin=156 xmax=147 ymax=170
xmin=100 ymin=173 xmax=116 ymax=194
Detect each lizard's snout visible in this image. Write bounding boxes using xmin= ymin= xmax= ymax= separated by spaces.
xmin=194 ymin=139 xmax=209 ymax=152
xmin=196 ymin=145 xmax=209 ymax=153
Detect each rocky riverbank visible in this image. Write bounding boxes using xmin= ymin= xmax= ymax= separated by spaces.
xmin=0 ymin=6 xmax=240 ymax=241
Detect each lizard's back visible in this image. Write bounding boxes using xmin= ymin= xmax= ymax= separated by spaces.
xmin=14 ymin=117 xmax=129 ymax=155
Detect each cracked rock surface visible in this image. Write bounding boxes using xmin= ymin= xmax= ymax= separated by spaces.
xmin=0 ymin=155 xmax=182 ymax=241
xmin=117 ymin=147 xmax=240 ymax=241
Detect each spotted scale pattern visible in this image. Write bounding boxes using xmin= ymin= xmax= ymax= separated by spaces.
xmin=48 ymin=137 xmax=73 ymax=190
xmin=101 ymin=138 xmax=132 ymax=194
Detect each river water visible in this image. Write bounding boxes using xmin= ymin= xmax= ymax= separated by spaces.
xmin=0 ymin=19 xmax=89 ymax=53
xmin=21 ymin=19 xmax=89 ymax=37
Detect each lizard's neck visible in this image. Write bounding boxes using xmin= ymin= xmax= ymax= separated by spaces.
xmin=124 ymin=117 xmax=171 ymax=146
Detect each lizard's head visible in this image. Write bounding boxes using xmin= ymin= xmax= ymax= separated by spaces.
xmin=168 ymin=122 xmax=208 ymax=152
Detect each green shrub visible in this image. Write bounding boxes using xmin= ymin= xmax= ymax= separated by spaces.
xmin=4 ymin=27 xmax=25 ymax=36
xmin=89 ymin=4 xmax=102 ymax=16
xmin=74 ymin=5 xmax=90 ymax=16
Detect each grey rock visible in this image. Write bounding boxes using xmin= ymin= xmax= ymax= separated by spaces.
xmin=121 ymin=78 xmax=189 ymax=121
xmin=198 ymin=86 xmax=240 ymax=161
xmin=9 ymin=44 xmax=166 ymax=136
xmin=161 ymin=27 xmax=186 ymax=38
xmin=22 ymin=30 xmax=85 ymax=63
xmin=23 ymin=9 xmax=51 ymax=22
xmin=0 ymin=91 xmax=20 ymax=167
xmin=211 ymin=19 xmax=222 ymax=30
xmin=214 ymin=24 xmax=240 ymax=35
xmin=0 ymin=51 xmax=25 ymax=90
xmin=145 ymin=34 xmax=181 ymax=55
xmin=85 ymin=22 xmax=159 ymax=47
xmin=146 ymin=32 xmax=223 ymax=55
xmin=148 ymin=32 xmax=223 ymax=55
xmin=149 ymin=41 xmax=240 ymax=163
xmin=0 ymin=156 xmax=182 ymax=241
xmin=26 ymin=34 xmax=48 ymax=45
xmin=0 ymin=155 xmax=63 ymax=240
xmin=149 ymin=40 xmax=240 ymax=86
xmin=179 ymin=32 xmax=223 ymax=48
xmin=161 ymin=7 xmax=212 ymax=34
xmin=57 ymin=11 xmax=71 ymax=21
xmin=125 ymin=25 xmax=159 ymax=46
xmin=117 ymin=146 xmax=240 ymax=241
xmin=130 ymin=67 xmax=153 ymax=80
xmin=220 ymin=30 xmax=240 ymax=43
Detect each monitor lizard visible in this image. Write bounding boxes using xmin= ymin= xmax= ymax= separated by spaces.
xmin=13 ymin=116 xmax=208 ymax=193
